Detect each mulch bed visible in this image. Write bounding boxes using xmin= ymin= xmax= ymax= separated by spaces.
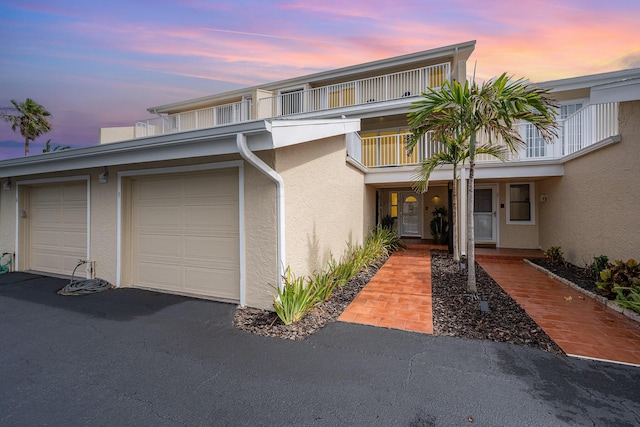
xmin=233 ymin=256 xmax=388 ymax=340
xmin=527 ymin=258 xmax=599 ymax=294
xmin=234 ymin=249 xmax=564 ymax=355
xmin=430 ymin=251 xmax=563 ymax=354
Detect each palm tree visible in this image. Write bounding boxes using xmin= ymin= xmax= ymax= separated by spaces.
xmin=42 ymin=139 xmax=70 ymax=153
xmin=407 ymin=75 xmax=557 ymax=293
xmin=2 ymin=98 xmax=52 ymax=156
xmin=406 ymin=131 xmax=504 ymax=263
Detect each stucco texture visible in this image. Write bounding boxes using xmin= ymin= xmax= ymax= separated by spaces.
xmin=539 ymin=100 xmax=640 ymax=265
xmin=276 ymin=135 xmax=367 ymax=277
xmin=498 ymin=182 xmax=540 ymax=249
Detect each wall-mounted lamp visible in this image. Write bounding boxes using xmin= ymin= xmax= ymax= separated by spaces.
xmin=3 ymin=178 xmax=11 ymax=191
xmin=540 ymin=195 xmax=548 ymax=202
xmin=98 ymin=168 xmax=108 ymax=184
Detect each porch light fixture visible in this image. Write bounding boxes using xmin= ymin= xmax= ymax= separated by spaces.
xmin=540 ymin=194 xmax=548 ymax=202
xmin=98 ymin=168 xmax=108 ymax=184
xmin=3 ymin=178 xmax=11 ymax=191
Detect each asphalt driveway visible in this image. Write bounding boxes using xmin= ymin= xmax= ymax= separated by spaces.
xmin=1 ymin=273 xmax=639 ymax=426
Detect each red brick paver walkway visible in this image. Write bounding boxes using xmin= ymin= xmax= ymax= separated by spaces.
xmin=478 ymin=258 xmax=640 ymax=366
xmin=338 ymin=247 xmax=433 ymax=333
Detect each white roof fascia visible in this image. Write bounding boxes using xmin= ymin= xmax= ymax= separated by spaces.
xmin=536 ymin=68 xmax=640 ymax=92
xmin=149 ymin=41 xmax=476 ymax=114
xmin=268 ymin=118 xmax=361 ymax=149
xmin=0 ymin=120 xmax=270 ymax=178
xmin=0 ymin=118 xmax=361 ymax=178
xmin=591 ymin=78 xmax=640 ymax=103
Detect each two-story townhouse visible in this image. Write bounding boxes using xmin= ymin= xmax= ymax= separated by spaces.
xmin=0 ymin=40 xmax=637 ymax=310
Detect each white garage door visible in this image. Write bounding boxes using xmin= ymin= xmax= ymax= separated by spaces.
xmin=130 ymin=169 xmax=240 ymax=301
xmin=29 ymin=182 xmax=88 ymax=276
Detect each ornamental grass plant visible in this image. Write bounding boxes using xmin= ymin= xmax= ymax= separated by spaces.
xmin=273 ymin=226 xmax=400 ymax=324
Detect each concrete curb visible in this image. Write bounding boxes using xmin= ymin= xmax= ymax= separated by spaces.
xmin=523 ymin=259 xmax=640 ymax=324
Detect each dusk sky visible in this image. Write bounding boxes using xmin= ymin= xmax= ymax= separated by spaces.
xmin=1 ymin=0 xmax=639 ymax=160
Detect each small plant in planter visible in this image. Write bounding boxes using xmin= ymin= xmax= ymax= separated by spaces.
xmin=596 ymin=258 xmax=640 ymax=304
xmin=381 ymin=214 xmax=396 ymax=231
xmin=588 ymin=255 xmax=609 ymax=280
xmin=544 ymin=246 xmax=564 ymax=265
xmin=430 ymin=207 xmax=448 ymax=245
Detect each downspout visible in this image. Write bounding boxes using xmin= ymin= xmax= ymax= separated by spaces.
xmin=236 ymin=133 xmax=286 ymax=291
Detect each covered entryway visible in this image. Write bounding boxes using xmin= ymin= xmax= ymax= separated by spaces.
xmin=26 ymin=181 xmax=88 ymax=276
xmin=127 ymin=168 xmax=240 ymax=301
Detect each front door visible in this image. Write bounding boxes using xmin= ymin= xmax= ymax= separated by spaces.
xmin=399 ymin=192 xmax=421 ymax=236
xmin=474 ymin=187 xmax=496 ymax=243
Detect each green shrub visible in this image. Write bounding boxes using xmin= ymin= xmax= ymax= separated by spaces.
xmin=273 ymin=269 xmax=321 ymax=325
xmin=544 ymin=246 xmax=564 ymax=265
xmin=613 ymin=286 xmax=640 ymax=313
xmin=589 ymin=255 xmax=609 ymax=279
xmin=596 ymin=259 xmax=640 ymax=301
xmin=272 ymin=226 xmax=401 ymax=324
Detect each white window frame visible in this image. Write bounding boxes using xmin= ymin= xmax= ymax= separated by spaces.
xmin=506 ymin=182 xmax=535 ymax=225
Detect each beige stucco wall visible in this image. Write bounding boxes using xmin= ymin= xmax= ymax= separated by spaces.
xmin=99 ymin=126 xmax=135 ymax=144
xmin=242 ymin=152 xmax=279 ymax=309
xmin=497 ymin=182 xmax=540 ymax=249
xmin=539 ymin=100 xmax=640 ymax=265
xmin=276 ymin=135 xmax=367 ymax=277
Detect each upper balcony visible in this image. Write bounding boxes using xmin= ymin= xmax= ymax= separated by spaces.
xmin=350 ymin=102 xmax=619 ymax=169
xmin=133 ymin=63 xmax=451 ymax=138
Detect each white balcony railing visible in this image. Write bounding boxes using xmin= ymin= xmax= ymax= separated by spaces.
xmin=257 ymin=63 xmax=451 ymax=118
xmin=134 ymin=100 xmax=252 ymax=138
xmin=132 ymin=63 xmax=450 ymax=138
xmin=358 ymin=103 xmax=619 ymax=168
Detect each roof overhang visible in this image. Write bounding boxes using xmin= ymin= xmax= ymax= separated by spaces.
xmin=0 ymin=118 xmax=360 ymax=179
xmin=536 ymin=68 xmax=640 ymax=92
xmin=591 ymin=78 xmax=640 ymax=103
xmin=364 ymin=161 xmax=564 ymax=186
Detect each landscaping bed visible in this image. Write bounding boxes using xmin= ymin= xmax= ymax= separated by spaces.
xmin=235 ymin=248 xmax=563 ymax=355
xmin=234 ymin=256 xmax=388 ymax=340
xmin=527 ymin=258 xmax=598 ymax=294
xmin=430 ymin=251 xmax=563 ymax=354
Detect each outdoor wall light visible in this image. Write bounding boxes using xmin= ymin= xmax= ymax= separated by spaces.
xmin=3 ymin=178 xmax=11 ymax=191
xmin=540 ymin=194 xmax=548 ymax=202
xmin=98 ymin=168 xmax=108 ymax=184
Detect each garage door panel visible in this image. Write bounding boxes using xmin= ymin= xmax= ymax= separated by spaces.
xmin=63 ymin=207 xmax=87 ymax=225
xmin=184 ymin=235 xmax=238 ymax=261
xmin=185 ymin=266 xmax=238 ymax=298
xmin=136 ymin=262 xmax=182 ymax=289
xmin=137 ymin=206 xmax=183 ymax=227
xmin=130 ymin=169 xmax=240 ymax=301
xmin=137 ymin=234 xmax=182 ymax=257
xmin=184 ymin=205 xmax=238 ymax=229
xmin=62 ymin=183 xmax=87 ymax=201
xmin=63 ymin=231 xmax=87 ymax=250
xmin=29 ymin=182 xmax=87 ymax=276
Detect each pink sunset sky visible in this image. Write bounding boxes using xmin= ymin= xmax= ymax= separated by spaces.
xmin=1 ymin=0 xmax=639 ymax=160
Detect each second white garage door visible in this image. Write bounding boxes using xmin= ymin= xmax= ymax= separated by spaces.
xmin=130 ymin=168 xmax=240 ymax=301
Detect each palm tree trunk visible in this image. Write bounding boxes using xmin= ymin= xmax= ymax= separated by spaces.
xmin=467 ymin=134 xmax=477 ymax=294
xmin=452 ymin=163 xmax=459 ymax=262
xmin=24 ymin=137 xmax=29 ymax=156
